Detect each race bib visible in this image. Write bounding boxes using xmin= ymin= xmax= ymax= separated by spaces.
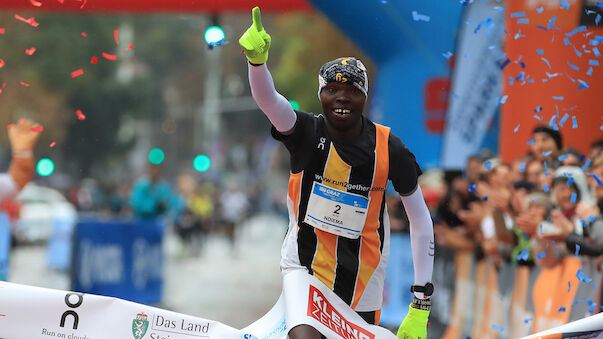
xmin=303 ymin=182 xmax=369 ymax=239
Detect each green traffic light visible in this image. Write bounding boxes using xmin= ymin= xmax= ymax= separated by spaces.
xmin=204 ymin=26 xmax=225 ymax=45
xmin=149 ymin=148 xmax=165 ymax=165
xmin=37 ymin=158 xmax=55 ymax=176
xmin=193 ymin=155 xmax=211 ymax=172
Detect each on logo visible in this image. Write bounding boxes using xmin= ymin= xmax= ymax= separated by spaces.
xmin=60 ymin=292 xmax=84 ymax=330
xmin=317 ymin=137 xmax=326 ymax=150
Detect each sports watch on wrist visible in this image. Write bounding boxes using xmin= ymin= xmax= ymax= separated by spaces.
xmin=410 ymin=282 xmax=434 ymax=297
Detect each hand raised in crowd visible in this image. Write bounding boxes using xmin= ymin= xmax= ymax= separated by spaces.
xmin=538 ymin=210 xmax=574 ymax=242
xmin=8 ymin=118 xmax=41 ymax=153
xmin=458 ymin=201 xmax=487 ymax=230
xmin=576 ymin=202 xmax=599 ymax=222
xmin=515 ymin=209 xmax=543 ymax=236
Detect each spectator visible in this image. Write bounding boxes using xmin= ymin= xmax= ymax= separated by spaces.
xmin=530 ymin=125 xmax=563 ymax=163
xmin=0 ymin=119 xmax=41 ymax=204
xmin=130 ymin=164 xmax=172 ymax=219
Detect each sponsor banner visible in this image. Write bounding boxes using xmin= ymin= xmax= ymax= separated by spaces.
xmin=440 ymin=1 xmax=504 ymax=170
xmin=522 ymin=312 xmax=603 ymax=339
xmin=282 ymin=269 xmax=397 ymax=339
xmin=72 ymin=220 xmax=165 ymax=304
xmin=0 ymin=270 xmax=396 ymax=339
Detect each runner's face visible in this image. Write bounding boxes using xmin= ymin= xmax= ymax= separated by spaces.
xmin=320 ymin=82 xmax=366 ymax=132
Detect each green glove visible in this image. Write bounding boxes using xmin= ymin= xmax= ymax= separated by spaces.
xmin=396 ymin=303 xmax=430 ymax=339
xmin=239 ymin=6 xmax=271 ymax=65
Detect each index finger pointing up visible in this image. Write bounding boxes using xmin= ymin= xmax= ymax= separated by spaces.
xmin=252 ymin=6 xmax=263 ymax=31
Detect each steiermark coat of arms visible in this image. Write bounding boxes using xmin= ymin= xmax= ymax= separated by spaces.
xmin=132 ymin=312 xmax=149 ymax=339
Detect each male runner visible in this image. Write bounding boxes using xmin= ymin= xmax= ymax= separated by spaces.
xmin=240 ymin=7 xmax=434 ymax=339
xmin=0 ymin=119 xmax=41 ymax=203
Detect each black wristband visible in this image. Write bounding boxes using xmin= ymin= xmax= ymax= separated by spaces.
xmin=411 ymin=297 xmax=432 ymax=311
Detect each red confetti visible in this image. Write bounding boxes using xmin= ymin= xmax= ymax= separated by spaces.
xmin=90 ymin=56 xmax=98 ymax=64
xmin=0 ymin=82 xmax=6 ymax=94
xmin=75 ymin=109 xmax=86 ymax=120
xmin=14 ymin=14 xmax=39 ymax=27
xmin=19 ymin=81 xmax=30 ymax=87
xmin=0 ymin=28 xmax=5 ymax=34
xmin=126 ymin=44 xmax=134 ymax=50
xmin=30 ymin=126 xmax=43 ymax=132
xmin=102 ymin=52 xmax=117 ymax=61
xmin=57 ymin=0 xmax=64 ymax=3
xmin=30 ymin=0 xmax=42 ymax=7
xmin=71 ymin=69 xmax=84 ymax=78
xmin=81 ymin=32 xmax=87 ymax=37
xmin=79 ymin=0 xmax=87 ymax=9
xmin=0 ymin=59 xmax=5 ymax=68
xmin=25 ymin=47 xmax=36 ymax=55
xmin=19 ymin=119 xmax=24 ymax=124
xmin=7 ymin=124 xmax=13 ymax=130
xmin=50 ymin=141 xmax=56 ymax=147
xmin=114 ymin=29 xmax=119 ymax=45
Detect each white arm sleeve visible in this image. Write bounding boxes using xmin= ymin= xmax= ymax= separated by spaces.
xmin=0 ymin=173 xmax=18 ymax=204
xmin=248 ymin=63 xmax=297 ymax=133
xmin=400 ymin=184 xmax=434 ymax=299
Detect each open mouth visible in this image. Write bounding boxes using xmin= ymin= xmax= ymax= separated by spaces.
xmin=332 ymin=108 xmax=351 ymax=117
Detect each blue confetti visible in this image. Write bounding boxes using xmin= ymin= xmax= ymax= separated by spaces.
xmin=589 ymin=301 xmax=597 ymax=313
xmin=547 ymin=72 xmax=560 ymax=78
xmin=567 ymin=61 xmax=580 ymax=70
xmin=575 ymin=245 xmax=580 ymax=257
xmin=577 ymin=269 xmax=593 ymax=283
xmin=536 ymin=6 xmax=544 ymax=13
xmin=443 ymin=51 xmax=453 ymax=59
xmin=587 ymin=173 xmax=602 ymax=186
xmin=536 ymin=25 xmax=548 ymax=31
xmin=537 ymin=252 xmax=547 ymax=259
xmin=566 ymin=26 xmax=586 ymax=37
xmin=548 ymin=16 xmax=558 ymax=29
xmin=591 ymin=39 xmax=600 ymax=46
xmin=527 ymin=139 xmax=535 ymax=145
xmin=535 ymin=106 xmax=543 ymax=112
xmin=590 ymin=60 xmax=600 ymax=66
xmin=568 ymin=177 xmax=574 ymax=186
xmin=596 ymin=36 xmax=603 ymax=42
xmin=572 ymin=116 xmax=578 ymax=128
xmin=573 ymin=46 xmax=583 ymax=57
xmin=544 ymin=183 xmax=550 ymax=192
xmin=536 ymin=49 xmax=544 ymax=55
xmin=518 ymin=18 xmax=530 ymax=24
xmin=589 ymin=216 xmax=596 ymax=223
xmin=553 ymin=96 xmax=565 ymax=100
xmin=519 ymin=162 xmax=526 ymax=173
xmin=541 ymin=57 xmax=552 ymax=69
xmin=412 ymin=11 xmax=431 ymax=22
xmin=491 ymin=325 xmax=504 ymax=332
xmin=597 ymin=14 xmax=601 ymax=26
xmin=543 ymin=151 xmax=553 ymax=156
xmin=524 ymin=317 xmax=533 ymax=323
xmin=483 ymin=196 xmax=488 ymax=201
xmin=468 ymin=184 xmax=476 ymax=192
xmin=517 ymin=248 xmax=529 ymax=261
xmin=564 ymin=38 xmax=572 ymax=46
xmin=571 ymin=192 xmax=577 ymax=203
xmin=559 ymin=113 xmax=569 ymax=126
xmin=582 ymin=158 xmax=592 ymax=170
xmin=558 ymin=0 xmax=570 ymax=9
xmin=578 ymin=79 xmax=590 ymax=90
xmin=587 ymin=67 xmax=594 ymax=76
xmin=558 ymin=154 xmax=569 ymax=161
xmin=597 ymin=2 xmax=603 ymax=8
xmin=500 ymin=95 xmax=508 ymax=104
xmin=581 ymin=219 xmax=587 ymax=227
xmin=594 ymin=47 xmax=601 ymax=57
xmin=558 ymin=307 xmax=566 ymax=312
xmin=514 ymin=124 xmax=520 ymax=133
xmin=511 ymin=11 xmax=526 ymax=18
xmin=494 ymin=6 xmax=504 ymax=11
xmin=534 ymin=115 xmax=542 ymax=120
xmin=500 ymin=58 xmax=511 ymax=69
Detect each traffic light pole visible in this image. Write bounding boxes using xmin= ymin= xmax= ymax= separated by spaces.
xmin=197 ymin=36 xmax=222 ymax=157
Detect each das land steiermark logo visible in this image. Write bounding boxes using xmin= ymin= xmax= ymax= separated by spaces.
xmin=132 ymin=312 xmax=149 ymax=339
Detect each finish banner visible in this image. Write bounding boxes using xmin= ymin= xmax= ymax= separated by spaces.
xmin=521 ymin=311 xmax=603 ymax=339
xmin=0 ymin=270 xmax=396 ymax=339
